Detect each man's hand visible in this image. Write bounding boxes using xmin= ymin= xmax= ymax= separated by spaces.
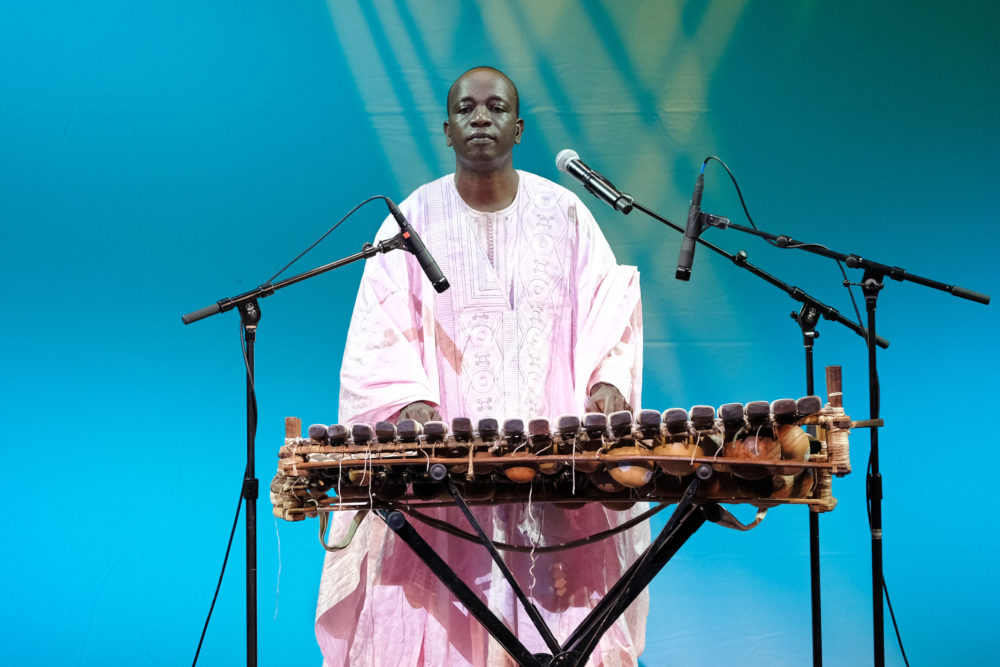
xmin=586 ymin=383 xmax=631 ymax=415
xmin=397 ymin=401 xmax=442 ymax=424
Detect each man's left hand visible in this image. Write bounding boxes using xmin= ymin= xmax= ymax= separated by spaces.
xmin=586 ymin=383 xmax=631 ymax=414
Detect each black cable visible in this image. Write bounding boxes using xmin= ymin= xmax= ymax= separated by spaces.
xmin=191 ymin=194 xmax=393 ymax=664
xmin=866 ymin=427 xmax=908 ymax=667
xmin=192 ymin=475 xmax=245 ymax=667
xmin=192 ymin=316 xmax=262 ymax=665
xmin=239 ymin=316 xmax=258 ymax=421
xmin=884 ymin=575 xmax=910 ymax=666
xmin=837 ymin=262 xmax=865 ymax=334
xmin=266 ymin=195 xmax=388 ymax=284
xmin=707 ymin=156 xmax=905 ymax=661
xmin=401 ymin=501 xmax=669 ymax=553
xmin=703 ymin=156 xmax=868 ymax=343
xmin=703 ymin=156 xmax=757 ymax=231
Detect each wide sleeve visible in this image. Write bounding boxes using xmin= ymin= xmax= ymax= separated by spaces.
xmin=570 ymin=196 xmax=644 ymax=411
xmin=338 ymin=214 xmax=441 ymax=425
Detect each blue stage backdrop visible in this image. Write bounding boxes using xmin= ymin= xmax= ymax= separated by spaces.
xmin=2 ymin=2 xmax=997 ymax=665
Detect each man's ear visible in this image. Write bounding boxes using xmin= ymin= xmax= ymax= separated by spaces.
xmin=443 ymin=121 xmax=453 ymax=147
xmin=513 ymin=118 xmax=524 ymax=145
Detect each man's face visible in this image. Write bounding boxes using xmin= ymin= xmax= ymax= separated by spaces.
xmin=444 ymin=69 xmax=523 ymax=172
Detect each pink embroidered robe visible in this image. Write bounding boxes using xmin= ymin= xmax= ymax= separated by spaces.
xmin=317 ymin=171 xmax=648 ymax=666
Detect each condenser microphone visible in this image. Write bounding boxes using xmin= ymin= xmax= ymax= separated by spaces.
xmin=675 ymin=168 xmax=704 ymax=281
xmin=385 ymin=198 xmax=450 ymax=293
xmin=555 ymin=149 xmax=633 ymax=214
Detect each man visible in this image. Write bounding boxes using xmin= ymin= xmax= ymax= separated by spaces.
xmin=316 ymin=67 xmax=647 ymax=666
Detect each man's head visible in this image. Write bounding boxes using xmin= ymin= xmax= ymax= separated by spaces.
xmin=446 ymin=66 xmax=520 ymax=116
xmin=444 ymin=67 xmax=523 ymax=173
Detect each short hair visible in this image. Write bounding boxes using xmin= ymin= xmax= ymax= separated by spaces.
xmin=446 ymin=66 xmax=520 ymax=116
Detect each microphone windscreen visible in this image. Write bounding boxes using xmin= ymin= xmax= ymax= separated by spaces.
xmin=555 ymin=149 xmax=579 ymax=173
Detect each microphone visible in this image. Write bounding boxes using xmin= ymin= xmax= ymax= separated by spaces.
xmin=555 ymin=149 xmax=633 ymax=214
xmin=675 ymin=166 xmax=705 ymax=281
xmin=385 ymin=198 xmax=450 ymax=293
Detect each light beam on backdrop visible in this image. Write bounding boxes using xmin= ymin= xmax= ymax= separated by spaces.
xmin=324 ymin=1 xmax=450 ymax=191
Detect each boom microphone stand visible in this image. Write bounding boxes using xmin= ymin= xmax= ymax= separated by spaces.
xmin=561 ymin=155 xmax=989 ymax=664
xmin=632 ymin=200 xmax=891 ymax=666
xmin=683 ymin=215 xmax=990 ymax=666
xmin=629 ymin=201 xmax=889 ymax=349
xmin=181 ymin=233 xmax=409 ymax=667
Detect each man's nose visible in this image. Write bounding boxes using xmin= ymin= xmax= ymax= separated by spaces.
xmin=470 ymin=105 xmax=491 ymax=125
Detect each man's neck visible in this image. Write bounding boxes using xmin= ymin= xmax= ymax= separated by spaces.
xmin=453 ymin=165 xmax=519 ymax=212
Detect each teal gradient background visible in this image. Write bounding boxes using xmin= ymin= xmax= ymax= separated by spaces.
xmin=2 ymin=2 xmax=997 ymax=665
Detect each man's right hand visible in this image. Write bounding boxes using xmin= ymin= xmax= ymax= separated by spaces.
xmin=397 ymin=401 xmax=442 ymax=424
xmin=586 ymin=382 xmax=631 ymax=415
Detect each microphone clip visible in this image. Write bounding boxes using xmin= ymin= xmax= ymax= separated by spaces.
xmin=377 ymin=233 xmax=407 ymax=254
xmin=689 ymin=211 xmax=729 ymax=237
xmin=702 ymin=213 xmax=729 ymax=230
